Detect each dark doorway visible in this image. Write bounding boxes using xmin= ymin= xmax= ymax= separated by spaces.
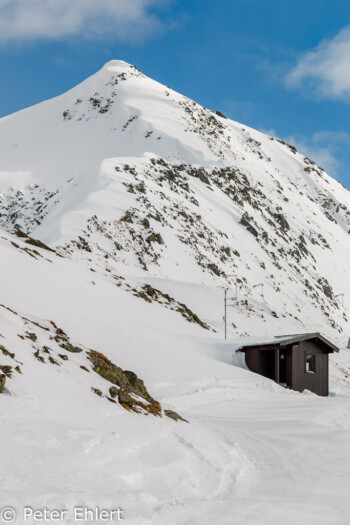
xmin=279 ymin=350 xmax=287 ymax=383
xmin=259 ymin=350 xmax=275 ymax=380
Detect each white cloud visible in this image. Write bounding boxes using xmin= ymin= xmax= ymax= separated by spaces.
xmin=0 ymin=0 xmax=167 ymax=43
xmin=311 ymin=130 xmax=350 ymax=147
xmin=285 ymin=25 xmax=350 ymax=100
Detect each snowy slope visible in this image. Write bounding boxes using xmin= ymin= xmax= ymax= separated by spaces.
xmin=1 ymin=227 xmax=350 ymax=525
xmin=1 ymin=61 xmax=350 ymax=524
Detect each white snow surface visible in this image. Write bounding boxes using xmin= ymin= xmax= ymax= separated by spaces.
xmin=0 ymin=60 xmax=350 ymax=524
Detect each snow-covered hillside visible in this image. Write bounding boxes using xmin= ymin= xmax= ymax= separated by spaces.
xmin=1 ymin=61 xmax=350 ymax=524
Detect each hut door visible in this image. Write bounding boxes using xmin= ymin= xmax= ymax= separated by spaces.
xmin=279 ymin=350 xmax=287 ymax=384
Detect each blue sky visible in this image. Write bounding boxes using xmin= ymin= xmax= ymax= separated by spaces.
xmin=1 ymin=0 xmax=350 ymax=186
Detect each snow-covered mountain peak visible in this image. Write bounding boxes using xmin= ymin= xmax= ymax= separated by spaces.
xmin=103 ymin=58 xmax=135 ymax=72
xmin=0 ymin=62 xmax=350 ymax=348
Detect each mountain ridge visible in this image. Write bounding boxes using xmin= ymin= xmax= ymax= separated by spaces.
xmin=0 ymin=60 xmax=349 ymax=346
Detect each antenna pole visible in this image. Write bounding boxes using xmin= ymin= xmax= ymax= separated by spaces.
xmin=224 ymin=288 xmax=227 ymax=340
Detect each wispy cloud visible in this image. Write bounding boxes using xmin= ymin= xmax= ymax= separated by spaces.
xmin=262 ymin=128 xmax=350 ymax=177
xmin=285 ymin=25 xmax=350 ymax=100
xmin=0 ymin=0 xmax=168 ymax=44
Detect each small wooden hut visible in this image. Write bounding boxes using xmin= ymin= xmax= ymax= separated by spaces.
xmin=238 ymin=333 xmax=339 ymax=396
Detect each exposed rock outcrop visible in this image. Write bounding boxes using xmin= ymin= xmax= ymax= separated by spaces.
xmin=0 ymin=374 xmax=6 ymax=393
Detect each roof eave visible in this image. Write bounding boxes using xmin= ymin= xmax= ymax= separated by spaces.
xmin=238 ymin=333 xmax=339 ymax=353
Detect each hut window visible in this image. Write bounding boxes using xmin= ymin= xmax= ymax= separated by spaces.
xmin=305 ymin=354 xmax=316 ymax=374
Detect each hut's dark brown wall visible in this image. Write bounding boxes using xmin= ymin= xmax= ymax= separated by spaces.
xmin=244 ymin=348 xmax=260 ymax=375
xmin=291 ymin=341 xmax=329 ymax=396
